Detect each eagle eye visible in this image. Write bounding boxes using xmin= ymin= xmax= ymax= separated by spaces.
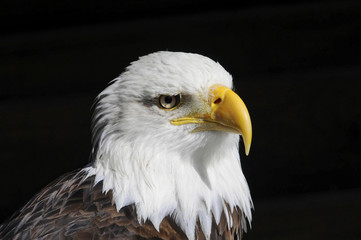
xmin=158 ymin=94 xmax=181 ymax=110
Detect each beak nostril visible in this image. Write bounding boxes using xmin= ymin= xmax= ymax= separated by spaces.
xmin=214 ymin=98 xmax=222 ymax=104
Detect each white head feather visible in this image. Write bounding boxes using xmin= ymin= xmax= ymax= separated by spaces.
xmin=85 ymin=51 xmax=253 ymax=240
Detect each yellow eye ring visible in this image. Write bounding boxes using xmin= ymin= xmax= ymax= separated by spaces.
xmin=158 ymin=94 xmax=182 ymax=110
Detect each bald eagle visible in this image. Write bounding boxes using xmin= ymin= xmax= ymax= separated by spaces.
xmin=0 ymin=52 xmax=253 ymax=240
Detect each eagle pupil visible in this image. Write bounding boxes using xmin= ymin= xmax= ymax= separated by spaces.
xmin=165 ymin=96 xmax=173 ymax=104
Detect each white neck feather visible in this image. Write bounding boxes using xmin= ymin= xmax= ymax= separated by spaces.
xmin=85 ymin=132 xmax=252 ymax=240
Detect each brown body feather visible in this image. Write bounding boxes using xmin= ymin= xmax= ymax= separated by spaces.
xmin=0 ymin=170 xmax=243 ymax=240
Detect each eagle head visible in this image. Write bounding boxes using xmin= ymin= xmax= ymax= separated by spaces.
xmin=88 ymin=51 xmax=253 ymax=239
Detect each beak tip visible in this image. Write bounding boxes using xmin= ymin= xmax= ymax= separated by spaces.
xmin=242 ymin=135 xmax=251 ymax=156
xmin=245 ymin=145 xmax=250 ymax=156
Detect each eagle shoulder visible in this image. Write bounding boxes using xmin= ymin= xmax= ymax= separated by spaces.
xmin=0 ymin=169 xmax=243 ymax=240
xmin=0 ymin=170 xmax=136 ymax=239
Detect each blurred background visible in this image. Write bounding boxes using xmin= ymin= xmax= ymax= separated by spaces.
xmin=1 ymin=0 xmax=360 ymax=239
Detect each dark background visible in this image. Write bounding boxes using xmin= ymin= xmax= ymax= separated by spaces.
xmin=1 ymin=1 xmax=361 ymax=239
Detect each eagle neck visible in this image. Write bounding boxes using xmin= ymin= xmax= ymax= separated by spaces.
xmin=87 ymin=135 xmax=252 ymax=240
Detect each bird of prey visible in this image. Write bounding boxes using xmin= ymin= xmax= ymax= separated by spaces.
xmin=0 ymin=51 xmax=253 ymax=240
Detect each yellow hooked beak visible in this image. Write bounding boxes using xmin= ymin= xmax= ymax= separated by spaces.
xmin=171 ymin=84 xmax=252 ymax=155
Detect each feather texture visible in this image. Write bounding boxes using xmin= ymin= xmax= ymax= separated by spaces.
xmin=0 ymin=168 xmax=243 ymax=240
